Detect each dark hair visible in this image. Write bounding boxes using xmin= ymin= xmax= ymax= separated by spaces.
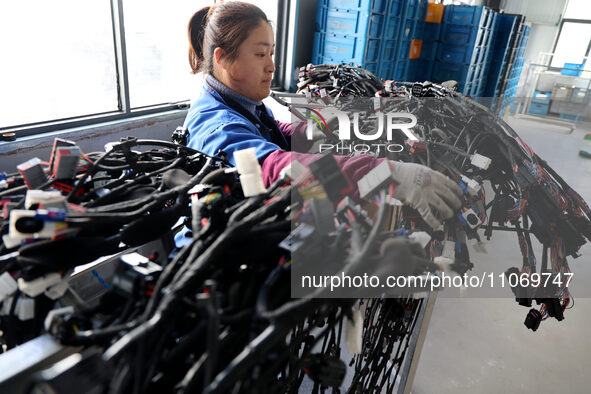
xmin=188 ymin=2 xmax=270 ymax=75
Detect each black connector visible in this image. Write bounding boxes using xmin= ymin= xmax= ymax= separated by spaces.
xmin=524 ymin=309 xmax=542 ymax=331
xmin=308 ymin=153 xmax=352 ymax=203
xmin=302 ymin=354 xmax=346 ymax=388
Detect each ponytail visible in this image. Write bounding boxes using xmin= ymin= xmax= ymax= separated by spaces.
xmin=187 ymin=6 xmax=212 ymax=74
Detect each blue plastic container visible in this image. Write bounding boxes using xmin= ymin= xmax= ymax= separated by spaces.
xmin=312 ymin=32 xmax=382 ymax=65
xmin=436 ymin=44 xmax=483 ymax=65
xmin=380 ymin=39 xmax=399 ymax=61
xmin=420 ymin=40 xmax=438 ymax=61
xmin=532 ymin=91 xmax=551 ymax=105
xmin=383 ymin=15 xmax=401 ymax=40
xmin=528 ymin=103 xmax=549 ymax=116
xmin=421 ymin=22 xmax=442 ymax=40
xmin=443 ymin=5 xmax=490 ymax=27
xmin=432 ymin=61 xmax=480 ymax=84
xmin=327 ymin=0 xmax=388 ymax=13
xmin=562 ymin=63 xmax=584 ymax=76
xmin=388 ymin=0 xmax=403 ymax=17
xmin=440 ymin=23 xmax=489 ymax=46
xmin=324 ymin=8 xmax=385 ymax=37
xmin=414 ymin=59 xmax=434 ymax=81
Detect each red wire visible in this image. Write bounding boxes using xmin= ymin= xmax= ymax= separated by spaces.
xmin=308 ymin=108 xmax=329 ymax=132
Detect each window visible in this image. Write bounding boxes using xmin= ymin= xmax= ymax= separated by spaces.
xmin=551 ymin=0 xmax=591 ymax=70
xmin=0 ymin=1 xmax=118 ymax=129
xmin=123 ymin=0 xmax=211 ymax=108
xmin=0 ymin=0 xmax=285 ymax=136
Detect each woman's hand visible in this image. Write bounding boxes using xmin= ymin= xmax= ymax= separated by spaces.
xmin=390 ymin=161 xmax=463 ymax=228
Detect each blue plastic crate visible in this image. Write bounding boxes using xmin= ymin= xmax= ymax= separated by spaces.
xmin=324 ymin=8 xmax=385 ymax=37
xmin=414 ymin=59 xmax=434 ymax=81
xmin=419 ymin=40 xmax=438 ymax=60
xmin=392 ymin=59 xmax=413 ymax=80
xmin=562 ymin=62 xmax=584 ymax=76
xmin=380 ymin=39 xmax=399 ymax=61
xmin=528 ymin=103 xmax=549 ymax=116
xmin=400 ymin=18 xmax=419 ymax=40
xmin=401 ymin=0 xmax=421 ymax=20
xmin=443 ymin=5 xmax=490 ymax=27
xmin=315 ymin=7 xmax=328 ymax=31
xmin=436 ymin=43 xmax=481 ymax=64
xmin=532 ymin=91 xmax=551 ymax=105
xmin=312 ymin=32 xmax=382 ymax=65
xmin=397 ymin=39 xmax=412 ymax=59
xmin=388 ymin=0 xmax=403 ymax=17
xmin=327 ymin=0 xmax=388 ymax=13
xmin=383 ymin=15 xmax=401 ymax=39
xmin=421 ymin=22 xmax=441 ymax=41
xmin=432 ymin=61 xmax=480 ymax=84
xmin=380 ymin=61 xmax=396 ymax=79
xmin=440 ymin=24 xmax=489 ymax=46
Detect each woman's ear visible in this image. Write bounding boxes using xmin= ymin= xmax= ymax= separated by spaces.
xmin=213 ymin=47 xmax=229 ymax=71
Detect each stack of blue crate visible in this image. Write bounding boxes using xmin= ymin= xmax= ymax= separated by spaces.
xmin=498 ymin=23 xmax=530 ymax=114
xmin=431 ymin=5 xmax=495 ymax=95
xmin=380 ymin=0 xmax=428 ymax=81
xmin=483 ymin=14 xmax=519 ymax=99
xmin=312 ymin=0 xmax=389 ymax=76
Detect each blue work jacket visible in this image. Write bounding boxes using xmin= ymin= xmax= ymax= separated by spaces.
xmin=183 ymin=81 xmax=288 ymax=166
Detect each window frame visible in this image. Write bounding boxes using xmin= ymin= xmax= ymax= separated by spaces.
xmin=1 ymin=0 xmax=288 ymax=138
xmin=549 ymin=18 xmax=591 ymax=71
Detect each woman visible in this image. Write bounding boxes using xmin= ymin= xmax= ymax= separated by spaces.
xmin=183 ymin=1 xmax=462 ymax=228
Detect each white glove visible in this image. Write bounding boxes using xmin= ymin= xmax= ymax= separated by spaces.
xmin=390 ymin=161 xmax=463 ymax=228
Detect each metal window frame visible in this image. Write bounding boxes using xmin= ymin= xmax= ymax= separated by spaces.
xmin=0 ymin=0 xmax=213 ymax=137
xmin=548 ymin=18 xmax=591 ymax=71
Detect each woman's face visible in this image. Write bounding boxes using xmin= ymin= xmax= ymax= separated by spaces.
xmin=221 ymin=22 xmax=275 ymax=102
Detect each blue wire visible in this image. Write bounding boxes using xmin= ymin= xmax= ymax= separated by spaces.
xmin=92 ymin=269 xmax=111 ymax=289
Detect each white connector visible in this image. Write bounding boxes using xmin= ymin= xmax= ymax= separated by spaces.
xmin=442 ymin=240 xmax=455 ymax=259
xmin=234 ymin=148 xmax=266 ymax=197
xmin=25 ymin=190 xmax=66 ymax=209
xmin=357 ymin=160 xmax=393 ymax=200
xmin=345 ymin=305 xmax=363 ymax=355
xmin=471 ymin=153 xmax=491 ymax=170
xmin=18 ymin=273 xmax=62 ymax=297
xmin=0 ymin=272 xmax=18 ymax=302
xmin=462 ymin=209 xmax=483 ymax=229
xmin=280 ymin=160 xmax=307 ymax=182
xmin=44 ymin=306 xmax=75 ymax=332
xmin=45 ymin=278 xmax=69 ymax=300
xmin=461 ymin=175 xmax=481 ymax=196
xmin=9 ymin=210 xmax=67 ymax=240
xmin=408 ymin=231 xmax=432 ymax=248
xmin=17 ymin=298 xmax=35 ymax=321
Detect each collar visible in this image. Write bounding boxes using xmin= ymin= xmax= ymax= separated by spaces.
xmin=206 ymin=74 xmax=262 ymax=116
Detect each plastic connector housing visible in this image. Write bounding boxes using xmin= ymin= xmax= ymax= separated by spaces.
xmin=25 ymin=190 xmax=66 ymax=210
xmin=408 ymin=231 xmax=432 ymax=248
xmin=471 ymin=153 xmax=491 ymax=170
xmin=233 ymin=148 xmax=266 ymax=197
xmin=0 ymin=272 xmax=18 ymax=302
xmin=460 ymin=175 xmax=481 ymax=196
xmin=524 ymin=309 xmax=542 ymax=331
xmin=17 ymin=298 xmax=35 ymax=321
xmin=18 ymin=273 xmax=62 ymax=297
xmin=357 ymin=160 xmax=393 ymax=200
xmin=280 ymin=160 xmax=307 ymax=182
xmin=462 ymin=209 xmax=482 ymax=229
xmin=345 ymin=306 xmax=363 ymax=354
xmin=17 ymin=158 xmax=48 ymax=189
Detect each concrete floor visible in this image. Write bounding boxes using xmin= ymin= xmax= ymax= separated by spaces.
xmin=412 ymin=116 xmax=591 ymax=394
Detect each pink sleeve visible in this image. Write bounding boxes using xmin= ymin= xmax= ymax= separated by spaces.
xmin=275 ymin=121 xmax=314 ymax=152
xmin=260 ymin=149 xmax=389 ymax=201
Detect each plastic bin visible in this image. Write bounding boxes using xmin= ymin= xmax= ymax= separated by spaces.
xmin=324 ymin=8 xmax=385 ymax=37
xmin=532 ymin=91 xmax=551 ymax=104
xmin=327 ymin=0 xmax=388 ymax=13
xmin=442 ymin=5 xmax=490 ymax=27
xmin=312 ymin=32 xmax=382 ymax=65
xmin=432 ymin=61 xmax=480 ymax=84
xmin=440 ymin=23 xmax=489 ymax=46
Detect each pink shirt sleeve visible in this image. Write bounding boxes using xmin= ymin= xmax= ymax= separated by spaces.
xmin=260 ymin=149 xmax=389 ymax=201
